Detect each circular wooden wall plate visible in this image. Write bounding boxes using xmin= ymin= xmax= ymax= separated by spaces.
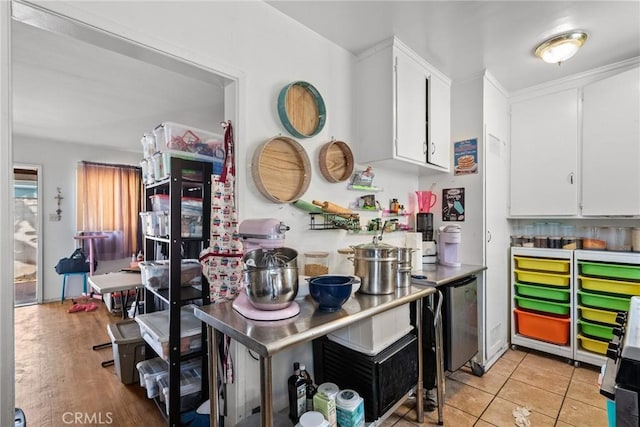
xmin=251 ymin=136 xmax=311 ymax=203
xmin=318 ymin=140 xmax=354 ymax=183
xmin=277 ymin=81 xmax=326 ymax=138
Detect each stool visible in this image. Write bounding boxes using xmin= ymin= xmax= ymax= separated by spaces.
xmin=61 ymin=271 xmax=88 ymax=303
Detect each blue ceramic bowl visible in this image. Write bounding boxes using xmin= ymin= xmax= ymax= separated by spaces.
xmin=307 ymin=275 xmax=358 ymax=312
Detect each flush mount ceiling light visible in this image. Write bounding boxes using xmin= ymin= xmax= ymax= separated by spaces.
xmin=534 ymin=31 xmax=588 ymax=64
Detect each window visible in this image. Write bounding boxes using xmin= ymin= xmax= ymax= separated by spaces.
xmin=76 ymin=161 xmax=141 ymax=260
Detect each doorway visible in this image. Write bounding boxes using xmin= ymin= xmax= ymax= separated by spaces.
xmin=13 ymin=166 xmax=40 ymax=306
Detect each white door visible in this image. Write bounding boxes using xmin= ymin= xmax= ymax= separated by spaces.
xmin=1 ymin=1 xmax=16 ymax=425
xmin=483 ymin=75 xmax=510 ymax=367
xmin=509 ymin=89 xmax=579 ymax=216
xmin=582 ymin=67 xmax=640 ymax=216
xmin=395 ymin=49 xmax=427 ymax=163
xmin=428 ymin=73 xmax=451 ymax=168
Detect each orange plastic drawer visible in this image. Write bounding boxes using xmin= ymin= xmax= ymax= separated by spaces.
xmin=514 ymin=308 xmax=570 ymax=345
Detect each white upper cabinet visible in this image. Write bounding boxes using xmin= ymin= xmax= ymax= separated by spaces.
xmin=581 ymin=67 xmax=640 ymax=216
xmin=509 ymin=88 xmax=579 ymax=216
xmin=356 ymin=37 xmax=451 ymax=171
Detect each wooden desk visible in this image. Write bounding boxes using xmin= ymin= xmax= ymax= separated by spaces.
xmin=194 ymin=285 xmax=436 ymax=427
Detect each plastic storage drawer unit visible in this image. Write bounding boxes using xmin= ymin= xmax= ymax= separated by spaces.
xmin=579 ymin=275 xmax=640 ymax=297
xmin=107 ymin=319 xmax=146 ymax=385
xmin=513 ymin=256 xmax=570 ymax=273
xmin=134 ymin=305 xmax=202 ymax=361
xmin=578 ymin=261 xmax=640 ymax=281
xmin=514 ymin=308 xmax=570 ymax=345
xmin=513 ymin=269 xmax=570 ymax=287
xmin=577 ymin=290 xmax=630 ymax=312
xmin=514 ymin=282 xmax=570 ymax=302
xmin=139 ymin=259 xmax=202 ymax=289
xmin=156 ymin=365 xmax=203 ymax=415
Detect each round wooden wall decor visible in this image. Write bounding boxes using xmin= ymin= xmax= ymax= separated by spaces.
xmin=251 ymin=136 xmax=311 ymax=203
xmin=277 ymin=81 xmax=326 ymax=138
xmin=318 ymin=140 xmax=354 ymax=183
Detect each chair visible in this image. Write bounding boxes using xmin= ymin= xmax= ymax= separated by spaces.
xmin=60 ymin=271 xmax=88 ymax=303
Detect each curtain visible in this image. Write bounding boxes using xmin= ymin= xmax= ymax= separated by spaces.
xmin=77 ymin=161 xmax=141 ymax=260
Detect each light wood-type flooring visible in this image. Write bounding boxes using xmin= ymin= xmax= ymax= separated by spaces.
xmin=16 ymin=301 xmax=609 ymax=427
xmin=15 ymin=300 xmax=166 ymax=427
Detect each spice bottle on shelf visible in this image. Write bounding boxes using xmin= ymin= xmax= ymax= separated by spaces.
xmin=288 ymin=362 xmax=306 ymax=424
xmin=390 ymin=198 xmax=399 ymax=214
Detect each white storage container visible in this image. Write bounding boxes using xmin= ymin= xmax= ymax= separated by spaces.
xmin=139 ymin=259 xmax=202 ymax=289
xmin=327 ymin=305 xmax=412 ymax=355
xmin=134 ymin=305 xmax=202 ymax=360
xmin=156 ymin=365 xmax=203 ymax=415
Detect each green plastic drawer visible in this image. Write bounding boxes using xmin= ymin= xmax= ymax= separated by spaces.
xmin=577 ymin=290 xmax=630 ymax=312
xmin=513 ymin=269 xmax=570 ymax=287
xmin=514 ymin=256 xmax=570 ymax=273
xmin=578 ymin=319 xmax=614 ymax=341
xmin=514 ymin=282 xmax=570 ymax=302
xmin=579 ymin=275 xmax=640 ymax=297
xmin=579 ymin=261 xmax=640 ymax=281
xmin=578 ymin=305 xmax=618 ymax=325
xmin=514 ymin=295 xmax=570 ymax=315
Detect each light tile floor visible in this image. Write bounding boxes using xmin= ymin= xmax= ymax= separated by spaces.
xmin=381 ymin=348 xmax=609 ymax=426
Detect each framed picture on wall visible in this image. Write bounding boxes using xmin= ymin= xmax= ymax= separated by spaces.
xmin=443 ymin=188 xmax=465 ymax=221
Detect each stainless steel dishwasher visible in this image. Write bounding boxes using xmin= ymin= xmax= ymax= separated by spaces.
xmin=442 ymin=275 xmax=483 ymax=375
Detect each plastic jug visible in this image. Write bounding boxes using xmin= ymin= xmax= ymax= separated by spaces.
xmin=416 ymin=191 xmax=437 ymax=213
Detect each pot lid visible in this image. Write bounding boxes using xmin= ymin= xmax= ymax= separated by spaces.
xmin=351 ymin=241 xmax=397 ymax=250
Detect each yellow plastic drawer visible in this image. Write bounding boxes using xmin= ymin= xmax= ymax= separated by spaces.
xmin=514 ymin=256 xmax=570 ymax=273
xmin=513 ymin=269 xmax=570 ymax=287
xmin=579 ymin=275 xmax=640 ymax=297
xmin=578 ymin=305 xmax=618 ymax=325
xmin=577 ymin=334 xmax=608 ymax=355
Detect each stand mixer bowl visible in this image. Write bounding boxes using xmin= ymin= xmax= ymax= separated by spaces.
xmin=243 ymin=248 xmax=299 ymax=310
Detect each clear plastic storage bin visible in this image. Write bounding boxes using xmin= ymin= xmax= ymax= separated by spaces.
xmin=153 ymin=122 xmax=225 ymax=172
xmin=139 ymin=259 xmax=202 ymax=289
xmin=134 ymin=305 xmax=203 ymax=361
xmin=156 ymin=365 xmax=203 ymax=415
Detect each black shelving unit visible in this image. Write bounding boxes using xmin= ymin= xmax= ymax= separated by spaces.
xmin=143 ymin=157 xmax=212 ymax=426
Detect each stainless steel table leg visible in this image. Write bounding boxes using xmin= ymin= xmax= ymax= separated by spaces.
xmin=434 ymin=290 xmax=445 ymax=425
xmin=209 ymin=327 xmax=219 ymax=427
xmin=260 ymin=356 xmax=273 ymax=427
xmin=416 ymin=297 xmax=424 ymax=423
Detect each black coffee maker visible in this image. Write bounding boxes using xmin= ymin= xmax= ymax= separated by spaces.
xmin=416 ymin=212 xmax=434 ymax=241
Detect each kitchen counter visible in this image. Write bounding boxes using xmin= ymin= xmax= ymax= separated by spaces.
xmin=410 ymin=263 xmax=487 ymax=287
xmin=194 ymin=285 xmax=436 ymax=427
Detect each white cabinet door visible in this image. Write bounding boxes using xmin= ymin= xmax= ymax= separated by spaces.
xmin=428 ymin=72 xmax=451 ymax=168
xmin=509 ymin=89 xmax=579 ymax=216
xmin=582 ymin=67 xmax=640 ymax=216
xmin=395 ymin=49 xmax=427 ymax=163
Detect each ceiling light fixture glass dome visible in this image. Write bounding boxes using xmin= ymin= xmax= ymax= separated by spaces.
xmin=535 ymin=31 xmax=588 ymax=65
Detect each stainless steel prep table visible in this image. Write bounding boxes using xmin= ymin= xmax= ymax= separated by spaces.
xmin=411 ymin=263 xmax=487 ymax=425
xmin=194 ymin=285 xmax=436 ymax=427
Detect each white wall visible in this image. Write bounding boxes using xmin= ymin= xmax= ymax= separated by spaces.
xmin=13 ymin=134 xmax=140 ymax=301
xmin=24 ymin=0 xmax=419 ymax=421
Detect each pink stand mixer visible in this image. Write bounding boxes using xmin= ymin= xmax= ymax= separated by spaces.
xmin=232 ymin=218 xmax=301 ymax=320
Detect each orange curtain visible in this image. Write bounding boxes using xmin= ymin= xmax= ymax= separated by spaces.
xmin=77 ymin=161 xmax=141 ymax=259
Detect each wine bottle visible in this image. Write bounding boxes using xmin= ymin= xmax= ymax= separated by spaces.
xmin=288 ymin=362 xmax=306 ymax=424
xmin=299 ymin=363 xmax=316 ymax=412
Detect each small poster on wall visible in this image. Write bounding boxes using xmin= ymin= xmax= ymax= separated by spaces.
xmin=454 ymin=139 xmax=478 ymax=176
xmin=443 ymin=188 xmax=465 ymax=221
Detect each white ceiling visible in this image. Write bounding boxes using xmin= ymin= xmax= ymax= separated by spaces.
xmin=11 ymin=20 xmax=226 ymax=152
xmin=268 ymin=1 xmax=640 ymax=93
xmin=10 ymin=1 xmax=640 ymax=152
